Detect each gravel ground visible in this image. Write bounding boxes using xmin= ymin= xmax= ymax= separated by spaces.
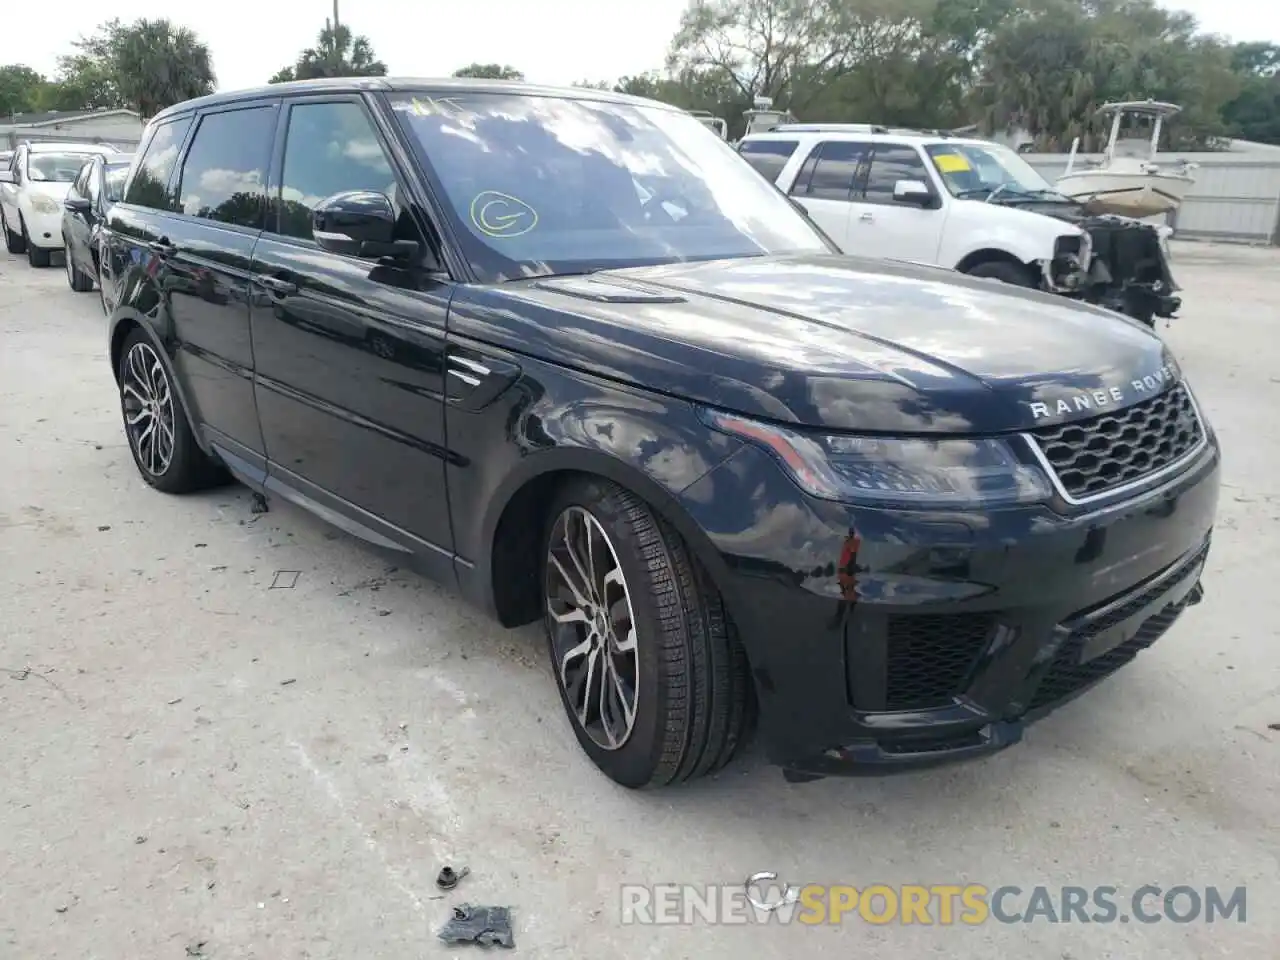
xmin=1 ymin=241 xmax=1277 ymax=959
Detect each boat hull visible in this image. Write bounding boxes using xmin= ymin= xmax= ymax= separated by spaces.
xmin=1055 ymin=172 xmax=1194 ymax=218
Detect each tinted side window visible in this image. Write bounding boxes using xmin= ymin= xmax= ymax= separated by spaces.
xmin=737 ymin=140 xmax=798 ymax=183
xmin=124 ymin=116 xmax=193 ymax=211
xmin=70 ymin=162 xmax=92 ymax=198
xmin=88 ymin=165 xmax=102 ymax=204
xmin=176 ymin=106 xmax=276 ymax=229
xmin=863 ymin=145 xmax=930 ymax=204
xmin=793 ymin=141 xmax=868 ymax=202
xmin=275 ymin=101 xmax=398 ymax=242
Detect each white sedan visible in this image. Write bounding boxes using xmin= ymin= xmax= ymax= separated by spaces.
xmin=1 ymin=142 xmax=120 ymax=267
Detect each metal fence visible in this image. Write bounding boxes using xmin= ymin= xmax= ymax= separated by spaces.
xmin=1023 ymin=152 xmax=1280 ymax=246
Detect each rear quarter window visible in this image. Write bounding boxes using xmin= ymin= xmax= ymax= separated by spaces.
xmin=737 ymin=140 xmax=799 ymax=183
xmin=124 ymin=116 xmax=194 ymax=212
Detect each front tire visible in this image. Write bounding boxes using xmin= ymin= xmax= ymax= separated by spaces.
xmin=964 ymin=259 xmax=1034 ymax=287
xmin=25 ymin=221 xmax=51 ymax=267
xmin=117 ymin=327 xmax=225 ymax=493
xmin=2 ymin=209 xmax=24 ymax=254
xmin=542 ymin=477 xmax=753 ymax=788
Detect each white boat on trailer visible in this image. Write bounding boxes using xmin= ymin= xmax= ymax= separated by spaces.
xmin=1055 ymin=100 xmax=1197 ymax=218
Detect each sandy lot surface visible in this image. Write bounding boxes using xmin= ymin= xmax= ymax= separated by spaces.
xmin=1 ymin=241 xmax=1277 ymax=959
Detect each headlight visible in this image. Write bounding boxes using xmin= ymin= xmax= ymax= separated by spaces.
xmin=30 ymin=194 xmax=60 ymax=214
xmin=700 ymin=408 xmax=1052 ymax=507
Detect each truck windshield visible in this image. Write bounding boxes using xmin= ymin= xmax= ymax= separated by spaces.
xmin=388 ymin=92 xmax=832 ymax=282
xmin=925 ymin=143 xmax=1062 ymax=200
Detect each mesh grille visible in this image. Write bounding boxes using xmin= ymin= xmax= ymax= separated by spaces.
xmin=1028 ymin=543 xmax=1207 ymax=711
xmin=1030 ymin=384 xmax=1203 ymax=499
xmin=884 ymin=613 xmax=994 ymax=710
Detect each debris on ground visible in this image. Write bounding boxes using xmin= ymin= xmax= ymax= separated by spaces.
xmin=438 ymin=904 xmax=514 ymax=948
xmin=250 ymin=493 xmax=269 ymax=515
xmin=1268 ymin=722 xmax=1280 ymax=731
xmin=97 ymin=525 xmax=111 ymax=532
xmin=437 ymin=865 xmax=471 ymax=890
xmin=167 ymin=698 xmax=183 ymax=705
xmin=185 ymin=941 xmax=208 ymax=956
xmin=269 ymin=571 xmax=300 ymax=590
xmin=55 ymin=904 xmax=68 ymax=914
xmin=135 ymin=836 xmax=147 ymax=844
xmin=280 ymin=678 xmax=297 ymax=686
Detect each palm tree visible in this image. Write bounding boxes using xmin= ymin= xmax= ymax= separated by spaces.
xmin=270 ymin=20 xmax=387 ymax=83
xmin=108 ymin=19 xmax=216 ymax=120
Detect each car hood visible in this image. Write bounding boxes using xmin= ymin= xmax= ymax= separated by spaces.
xmin=454 ymin=254 xmax=1180 ymax=435
xmin=24 ymin=180 xmax=73 ymax=203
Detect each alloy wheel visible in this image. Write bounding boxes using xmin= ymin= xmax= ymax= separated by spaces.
xmin=121 ymin=341 xmax=176 ymax=477
xmin=545 ymin=506 xmax=640 ymax=751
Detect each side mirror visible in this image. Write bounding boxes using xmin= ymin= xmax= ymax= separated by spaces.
xmin=65 ymin=196 xmax=92 ymax=214
xmin=0 ymin=170 xmax=13 ymax=184
xmin=312 ymin=191 xmax=419 ymax=260
xmin=893 ymin=179 xmax=934 ymax=207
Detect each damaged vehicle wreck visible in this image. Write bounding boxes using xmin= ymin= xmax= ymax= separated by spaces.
xmin=737 ymin=127 xmax=1181 ymax=325
xmin=106 ymin=79 xmax=1219 ymax=787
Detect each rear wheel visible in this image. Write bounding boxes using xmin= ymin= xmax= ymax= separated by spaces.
xmin=964 ymin=259 xmax=1034 ymax=287
xmin=65 ymin=238 xmax=94 ymax=291
xmin=541 ymin=477 xmax=753 ymax=788
xmin=117 ymin=327 xmax=226 ymax=493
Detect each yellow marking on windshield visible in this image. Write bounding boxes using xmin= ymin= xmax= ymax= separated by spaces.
xmin=932 ymin=153 xmax=971 ymax=174
xmin=470 ymin=191 xmax=538 ymax=238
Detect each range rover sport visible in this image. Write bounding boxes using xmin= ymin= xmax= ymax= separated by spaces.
xmin=102 ymin=78 xmax=1220 ymax=787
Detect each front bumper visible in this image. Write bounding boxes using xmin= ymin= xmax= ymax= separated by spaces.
xmin=677 ymin=437 xmax=1220 ymax=779
xmin=23 ymin=208 xmax=65 ymax=249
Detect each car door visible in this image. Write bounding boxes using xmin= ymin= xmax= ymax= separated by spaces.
xmin=154 ymin=102 xmax=279 ymax=465
xmin=0 ymin=145 xmax=23 ymax=227
xmin=786 ymin=140 xmax=870 ymax=254
xmin=850 ymin=144 xmax=946 ymax=265
xmin=248 ymin=95 xmax=454 ymax=560
xmin=62 ymin=161 xmax=94 ymax=268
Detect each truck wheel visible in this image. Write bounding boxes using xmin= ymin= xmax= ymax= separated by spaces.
xmin=541 ymin=477 xmax=753 ymax=788
xmin=965 ymin=260 xmax=1033 ymax=287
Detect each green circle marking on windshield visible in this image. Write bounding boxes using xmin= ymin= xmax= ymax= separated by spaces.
xmin=470 ymin=191 xmax=538 ymax=238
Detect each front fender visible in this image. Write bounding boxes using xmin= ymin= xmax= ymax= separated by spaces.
xmin=445 ymin=344 xmax=743 ymax=618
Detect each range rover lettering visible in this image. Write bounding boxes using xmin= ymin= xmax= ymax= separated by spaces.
xmin=103 ymin=79 xmax=1220 ymax=787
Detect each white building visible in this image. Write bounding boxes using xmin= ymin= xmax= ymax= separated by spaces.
xmin=0 ymin=108 xmax=144 ymax=151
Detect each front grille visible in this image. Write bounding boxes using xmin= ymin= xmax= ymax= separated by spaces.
xmin=1030 ymin=383 xmax=1203 ymax=500
xmin=1027 ymin=543 xmax=1207 ymax=711
xmin=884 ymin=613 xmax=994 ymax=710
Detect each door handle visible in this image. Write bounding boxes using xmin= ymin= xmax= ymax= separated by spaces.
xmin=858 ymin=212 xmax=875 ymax=222
xmin=255 ymin=275 xmax=298 ymax=296
xmin=148 ymin=238 xmax=176 ymax=256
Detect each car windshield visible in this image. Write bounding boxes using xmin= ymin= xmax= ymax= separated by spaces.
xmin=388 ymin=92 xmax=831 ymax=282
xmin=28 ymin=152 xmax=98 ymax=183
xmin=925 ymin=143 xmax=1063 ymax=200
xmin=104 ymin=161 xmax=133 ymax=202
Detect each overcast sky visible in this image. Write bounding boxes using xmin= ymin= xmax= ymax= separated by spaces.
xmin=2 ymin=0 xmax=1277 ymax=94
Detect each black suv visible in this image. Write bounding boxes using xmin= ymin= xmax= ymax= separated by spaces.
xmin=102 ymin=78 xmax=1220 ymax=787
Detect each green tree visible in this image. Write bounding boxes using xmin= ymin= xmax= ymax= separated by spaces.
xmin=0 ymin=65 xmax=48 ymax=116
xmin=54 ymin=18 xmax=215 ymax=119
xmin=270 ymin=20 xmax=387 ymax=83
xmin=452 ymin=63 xmax=524 ymax=80
xmin=1222 ymin=42 xmax=1280 ymax=144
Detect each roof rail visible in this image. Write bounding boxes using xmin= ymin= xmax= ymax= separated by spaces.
xmin=770 ymin=122 xmax=890 ymax=134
